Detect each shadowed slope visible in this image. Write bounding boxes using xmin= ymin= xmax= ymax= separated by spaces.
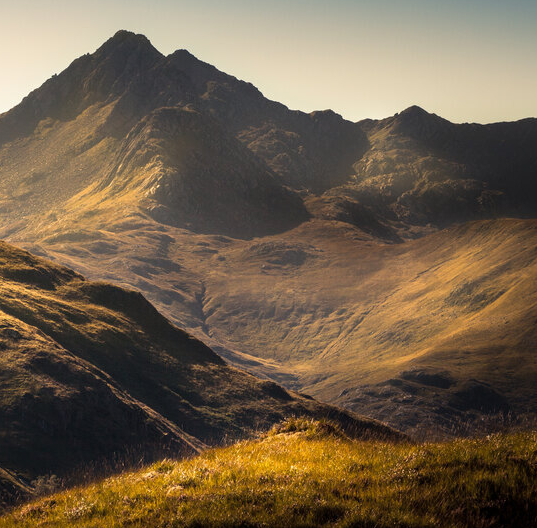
xmin=85 ymin=105 xmax=309 ymax=238
xmin=316 ymin=106 xmax=537 ymax=237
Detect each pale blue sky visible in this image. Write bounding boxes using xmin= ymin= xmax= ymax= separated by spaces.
xmin=1 ymin=0 xmax=536 ymax=122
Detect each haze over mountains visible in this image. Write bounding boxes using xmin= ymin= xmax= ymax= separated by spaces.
xmin=0 ymin=30 xmax=536 ymax=443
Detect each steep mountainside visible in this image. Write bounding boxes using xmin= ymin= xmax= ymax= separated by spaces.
xmin=0 ymin=241 xmax=399 ymax=508
xmin=315 ymin=106 xmax=537 ymax=237
xmin=0 ymin=30 xmax=536 ymax=438
xmin=0 ymin=30 xmax=366 ymax=239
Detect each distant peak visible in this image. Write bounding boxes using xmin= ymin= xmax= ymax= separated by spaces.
xmin=392 ymin=105 xmax=444 ymax=127
xmin=400 ymin=105 xmax=429 ymax=117
xmin=168 ymin=48 xmax=214 ymax=71
xmin=95 ymin=30 xmax=162 ymax=60
xmin=112 ymin=29 xmax=137 ymax=38
xmin=390 ymin=105 xmax=450 ymax=137
xmin=310 ymin=109 xmax=342 ymax=119
xmin=109 ymin=29 xmax=151 ymax=45
xmin=171 ymin=49 xmax=197 ymax=60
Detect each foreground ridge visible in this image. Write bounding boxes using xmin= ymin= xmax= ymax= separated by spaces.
xmin=2 ymin=419 xmax=536 ymax=527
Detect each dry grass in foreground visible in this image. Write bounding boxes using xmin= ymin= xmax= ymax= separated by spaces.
xmin=2 ymin=418 xmax=536 ymax=527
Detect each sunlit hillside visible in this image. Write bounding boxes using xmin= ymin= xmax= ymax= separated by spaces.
xmin=0 ymin=240 xmax=399 ymax=508
xmin=1 ymin=419 xmax=536 ymax=528
xmin=16 ymin=214 xmax=537 ymax=437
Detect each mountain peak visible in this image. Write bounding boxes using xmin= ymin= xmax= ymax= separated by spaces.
xmin=112 ymin=29 xmax=143 ymax=40
xmin=167 ymin=48 xmax=221 ymax=81
xmin=103 ymin=30 xmax=154 ymax=48
xmin=399 ymin=105 xmax=429 ymax=118
xmin=171 ymin=48 xmax=198 ymax=61
xmin=94 ymin=30 xmax=162 ymax=62
xmin=0 ymin=30 xmax=164 ymax=145
xmin=389 ymin=104 xmax=450 ymax=138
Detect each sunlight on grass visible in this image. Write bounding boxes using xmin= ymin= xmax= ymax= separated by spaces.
xmin=2 ymin=419 xmax=536 ymax=527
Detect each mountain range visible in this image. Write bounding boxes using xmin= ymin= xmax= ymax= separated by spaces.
xmin=0 ymin=28 xmax=536 ymax=456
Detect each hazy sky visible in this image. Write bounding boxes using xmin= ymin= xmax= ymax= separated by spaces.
xmin=1 ymin=0 xmax=536 ymax=123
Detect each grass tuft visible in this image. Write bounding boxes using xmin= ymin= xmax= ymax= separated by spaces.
xmin=265 ymin=416 xmax=348 ymax=440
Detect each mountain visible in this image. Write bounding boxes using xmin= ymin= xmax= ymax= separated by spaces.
xmin=0 ymin=30 xmax=536 ymax=438
xmin=0 ymin=30 xmax=366 ymax=238
xmin=316 ymin=105 xmax=537 ymax=235
xmin=0 ymin=241 xmax=399 ymax=508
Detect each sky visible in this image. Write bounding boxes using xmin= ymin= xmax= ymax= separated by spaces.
xmin=1 ymin=0 xmax=536 ymax=123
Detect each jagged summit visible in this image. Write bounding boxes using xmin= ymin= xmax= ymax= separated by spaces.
xmin=168 ymin=48 xmax=213 ymax=69
xmin=90 ymin=29 xmax=163 ymax=74
xmin=392 ymin=104 xmax=444 ymax=127
xmin=0 ymin=30 xmax=163 ymax=146
xmin=386 ymin=104 xmax=452 ymax=141
xmin=399 ymin=104 xmax=430 ymax=117
xmin=97 ymin=29 xmax=160 ymax=54
xmin=309 ymin=109 xmax=345 ymax=121
xmin=105 ymin=29 xmax=154 ymax=45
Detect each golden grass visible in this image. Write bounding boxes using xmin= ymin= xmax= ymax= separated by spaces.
xmin=2 ymin=419 xmax=536 ymax=527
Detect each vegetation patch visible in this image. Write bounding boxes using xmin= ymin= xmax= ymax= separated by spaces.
xmin=2 ymin=423 xmax=536 ymax=527
xmin=264 ymin=417 xmax=348 ymax=439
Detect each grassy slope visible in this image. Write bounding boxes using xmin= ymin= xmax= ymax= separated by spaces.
xmin=189 ymin=218 xmax=537 ymax=419
xmin=1 ymin=419 xmax=536 ymax=528
xmin=11 ymin=211 xmax=537 ymax=434
xmin=198 ymin=218 xmax=537 ymax=435
xmin=0 ymin=239 xmax=401 ymax=506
